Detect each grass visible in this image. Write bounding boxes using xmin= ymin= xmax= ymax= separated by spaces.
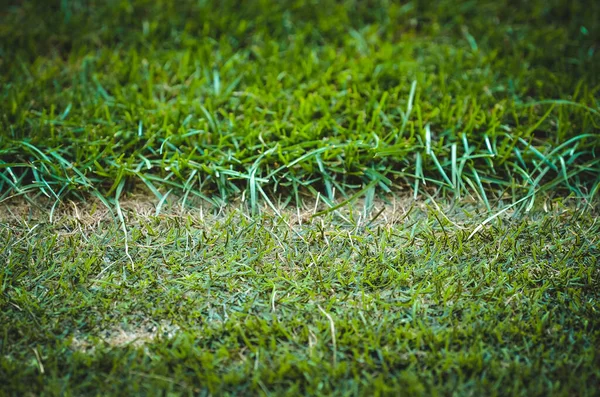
xmin=1 ymin=0 xmax=599 ymax=208
xmin=1 ymin=199 xmax=599 ymax=395
xmin=1 ymin=0 xmax=600 ymax=395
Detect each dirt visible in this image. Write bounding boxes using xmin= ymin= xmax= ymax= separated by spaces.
xmin=70 ymin=320 xmax=181 ymax=353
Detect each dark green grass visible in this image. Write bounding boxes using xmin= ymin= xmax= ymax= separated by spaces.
xmin=1 ymin=200 xmax=599 ymax=395
xmin=1 ymin=0 xmax=599 ymax=209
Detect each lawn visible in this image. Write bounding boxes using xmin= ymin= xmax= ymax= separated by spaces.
xmin=1 ymin=0 xmax=599 ymax=395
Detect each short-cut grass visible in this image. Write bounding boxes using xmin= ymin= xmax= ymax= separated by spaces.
xmin=1 ymin=0 xmax=599 ymax=395
xmin=1 ymin=199 xmax=599 ymax=395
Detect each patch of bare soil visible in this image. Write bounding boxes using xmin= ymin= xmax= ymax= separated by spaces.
xmin=0 ymin=188 xmax=431 ymax=224
xmin=70 ymin=320 xmax=180 ymax=353
xmin=1 ymin=188 xmax=593 ymax=232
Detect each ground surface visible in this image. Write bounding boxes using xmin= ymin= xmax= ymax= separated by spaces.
xmin=1 ymin=0 xmax=600 ymax=396
xmin=1 ymin=198 xmax=599 ymax=395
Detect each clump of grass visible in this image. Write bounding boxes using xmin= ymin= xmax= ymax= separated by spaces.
xmin=1 ymin=0 xmax=599 ymax=209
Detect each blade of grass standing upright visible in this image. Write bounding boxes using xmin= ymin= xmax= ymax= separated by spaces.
xmin=114 ymin=178 xmax=134 ymax=271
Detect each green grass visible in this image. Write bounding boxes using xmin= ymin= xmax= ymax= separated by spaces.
xmin=1 ymin=0 xmax=599 ymax=208
xmin=1 ymin=200 xmax=599 ymax=395
xmin=1 ymin=0 xmax=600 ymax=395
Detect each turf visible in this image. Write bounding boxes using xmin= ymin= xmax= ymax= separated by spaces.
xmin=1 ymin=0 xmax=600 ymax=395
xmin=1 ymin=0 xmax=599 ymax=207
xmin=1 ymin=200 xmax=599 ymax=395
